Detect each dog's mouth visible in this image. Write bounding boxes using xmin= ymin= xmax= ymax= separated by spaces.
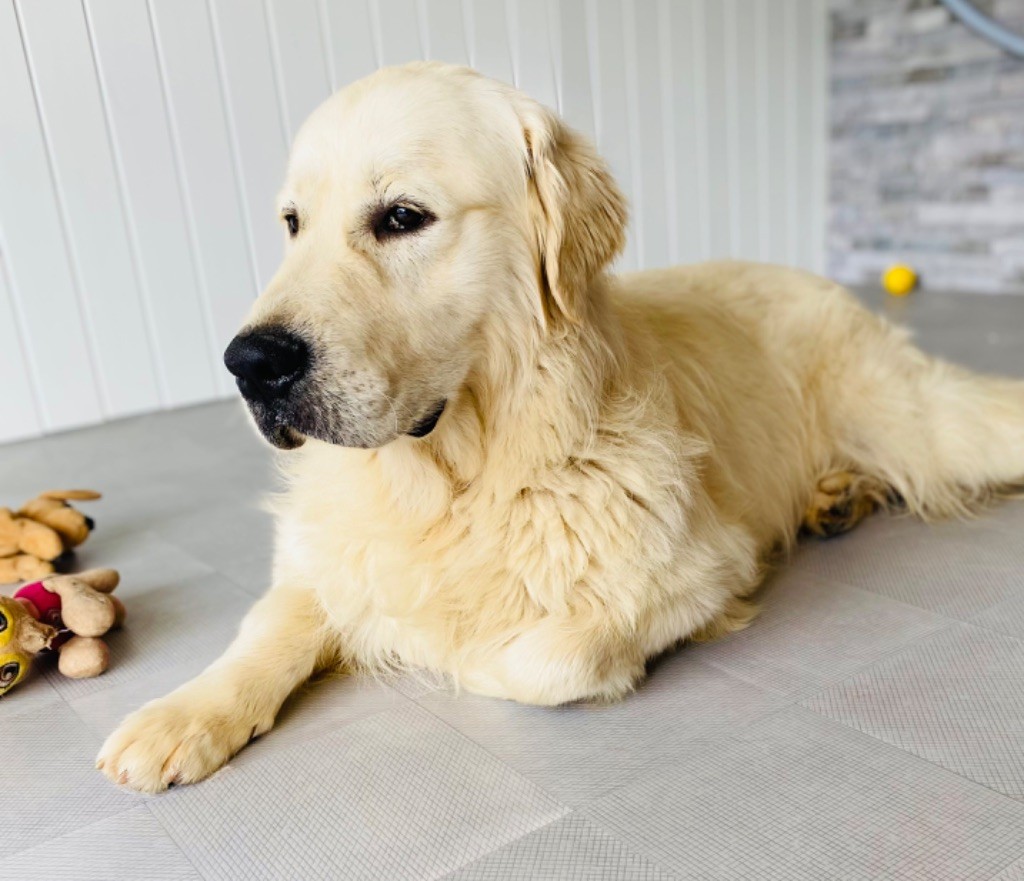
xmin=407 ymin=400 xmax=447 ymax=438
xmin=265 ymin=423 xmax=307 ymax=450
xmin=244 ymin=400 xmax=307 ymax=450
xmin=243 ymin=394 xmax=447 ymax=450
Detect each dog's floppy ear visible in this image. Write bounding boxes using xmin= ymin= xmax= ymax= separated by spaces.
xmin=518 ymin=102 xmax=628 ymax=326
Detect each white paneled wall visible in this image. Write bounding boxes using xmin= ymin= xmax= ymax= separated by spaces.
xmin=0 ymin=0 xmax=828 ymax=443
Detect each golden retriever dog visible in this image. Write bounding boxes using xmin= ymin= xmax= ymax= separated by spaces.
xmin=98 ymin=62 xmax=1024 ymax=791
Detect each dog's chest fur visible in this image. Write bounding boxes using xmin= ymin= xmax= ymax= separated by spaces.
xmin=272 ymin=421 xmax=741 ymax=680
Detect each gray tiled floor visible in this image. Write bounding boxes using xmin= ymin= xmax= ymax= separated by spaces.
xmin=3 ymin=286 xmax=1024 ymax=879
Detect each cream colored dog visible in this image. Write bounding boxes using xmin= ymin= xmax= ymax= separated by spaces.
xmin=98 ymin=63 xmax=1024 ymax=792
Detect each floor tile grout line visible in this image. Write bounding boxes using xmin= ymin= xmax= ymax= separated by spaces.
xmin=431 ymin=808 xmax=686 ymax=881
xmin=960 ymin=618 xmax=1024 ymax=647
xmin=429 ymin=813 xmax=568 ymax=881
xmin=825 ymin=575 xmax=965 ymax=626
xmin=560 ymin=810 xmax=688 ymax=881
xmin=216 ymin=565 xmax=271 ymax=598
xmin=692 ymin=655 xmax=805 ymax=700
xmin=689 ymin=607 xmax=956 ymax=706
xmin=683 ymin=653 xmax=801 ymax=699
xmin=793 ymin=617 xmax=1024 ymax=713
xmin=793 ymin=529 xmax=1024 ymax=619
xmin=770 ymin=560 xmax=968 ymax=626
xmin=962 ymin=612 xmax=1024 ymax=645
xmin=7 ymin=803 xmax=142 ymax=860
xmin=567 ymin=717 xmax=826 ymax=879
xmin=402 ymin=684 xmax=577 ymax=829
xmin=246 ymin=689 xmax=569 ymax=881
xmin=63 ymin=680 xmax=111 ymax=738
xmin=143 ymin=800 xmax=211 ymax=881
xmin=407 ymin=656 xmax=798 ymax=814
xmin=575 ymin=698 xmax=1024 ymax=830
xmin=134 ymin=694 xmax=426 ymax=880
xmin=789 ymin=619 xmax=1024 ymax=808
xmin=986 ymin=851 xmax=1024 ymax=881
xmin=796 ymin=695 xmax=1024 ymax=809
xmin=786 ymin=618 xmax=960 ymax=703
xmin=234 ymin=684 xmax=416 ymax=767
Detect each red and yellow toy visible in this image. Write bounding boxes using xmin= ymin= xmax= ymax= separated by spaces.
xmin=0 ymin=569 xmax=125 ymax=696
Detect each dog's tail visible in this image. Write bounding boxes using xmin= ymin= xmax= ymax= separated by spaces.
xmin=829 ymin=313 xmax=1024 ymax=519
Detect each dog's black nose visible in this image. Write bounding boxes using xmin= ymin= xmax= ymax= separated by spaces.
xmin=224 ymin=329 xmax=309 ymax=401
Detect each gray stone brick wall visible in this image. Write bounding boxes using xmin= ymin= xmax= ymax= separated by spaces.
xmin=830 ymin=0 xmax=1024 ymax=293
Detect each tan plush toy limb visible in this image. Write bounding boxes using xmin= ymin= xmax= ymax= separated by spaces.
xmin=0 ymin=551 xmax=55 ymax=584
xmin=44 ymin=569 xmax=122 ymax=637
xmin=58 ymin=636 xmax=110 ymax=679
xmin=0 ymin=568 xmax=126 ymax=693
xmin=21 ymin=490 xmax=101 ymax=547
xmin=42 ymin=570 xmax=124 ymax=679
xmin=0 ymin=490 xmax=101 ymax=586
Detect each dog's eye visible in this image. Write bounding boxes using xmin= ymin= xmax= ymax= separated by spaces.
xmin=376 ymin=205 xmax=429 ymax=238
xmin=283 ymin=212 xmax=299 ymax=238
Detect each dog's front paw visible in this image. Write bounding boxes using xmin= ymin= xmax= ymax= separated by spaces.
xmin=97 ymin=684 xmax=269 ymax=793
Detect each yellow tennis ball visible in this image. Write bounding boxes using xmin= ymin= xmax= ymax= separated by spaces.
xmin=883 ymin=264 xmax=917 ymax=296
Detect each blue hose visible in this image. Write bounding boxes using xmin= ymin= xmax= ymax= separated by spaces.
xmin=940 ymin=0 xmax=1024 ymax=59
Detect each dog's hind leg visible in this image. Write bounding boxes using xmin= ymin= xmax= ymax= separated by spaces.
xmin=801 ymin=469 xmax=891 ymax=538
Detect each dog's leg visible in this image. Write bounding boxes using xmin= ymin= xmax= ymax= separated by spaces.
xmin=97 ymin=584 xmax=336 ymax=792
xmin=458 ymin=617 xmax=646 ymax=706
xmin=688 ymin=595 xmax=759 ymax=642
xmin=801 ymin=469 xmax=889 ymax=538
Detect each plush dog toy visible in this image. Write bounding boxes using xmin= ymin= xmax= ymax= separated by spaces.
xmin=0 ymin=490 xmax=101 ymax=584
xmin=0 ymin=569 xmax=125 ymax=696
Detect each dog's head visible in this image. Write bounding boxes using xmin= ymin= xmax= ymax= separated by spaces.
xmin=225 ymin=63 xmax=627 ymax=450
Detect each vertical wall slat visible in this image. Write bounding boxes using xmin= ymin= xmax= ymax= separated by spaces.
xmin=150 ymin=0 xmax=257 ymax=392
xmin=809 ymin=0 xmax=828 ymax=274
xmin=620 ymin=0 xmax=643 ymax=264
xmin=762 ymin=0 xmax=792 ymax=266
xmin=376 ymin=0 xmax=423 ymax=66
xmin=665 ymin=0 xmax=707 ymax=264
xmin=321 ymin=0 xmax=378 ymax=89
xmin=796 ymin=0 xmax=827 ymax=273
xmin=85 ymin=0 xmax=220 ymax=410
xmin=730 ymin=0 xmax=762 ymax=261
xmin=0 ymin=250 xmax=43 ymax=443
xmin=267 ymin=0 xmax=333 ymax=140
xmin=628 ymin=0 xmax=669 ymax=269
xmin=792 ymin=1 xmax=817 ymax=272
xmin=209 ymin=0 xmax=289 ymax=290
xmin=783 ymin=0 xmax=801 ymax=268
xmin=556 ymin=0 xmax=595 ymax=140
xmin=701 ymin=0 xmax=732 ymax=259
xmin=0 ymin=1 xmax=102 ymax=436
xmin=18 ymin=0 xmax=161 ymax=418
xmin=420 ymin=0 xmax=469 ymax=64
xmin=465 ymin=0 xmax=514 ymax=84
xmin=590 ymin=0 xmax=637 ymax=270
xmin=511 ymin=0 xmax=558 ymax=109
xmin=755 ymin=0 xmax=772 ymax=262
xmin=656 ymin=0 xmax=677 ymax=262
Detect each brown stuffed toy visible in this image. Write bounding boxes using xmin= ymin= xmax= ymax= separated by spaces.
xmin=0 ymin=569 xmax=125 ymax=695
xmin=0 ymin=490 xmax=101 ymax=584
